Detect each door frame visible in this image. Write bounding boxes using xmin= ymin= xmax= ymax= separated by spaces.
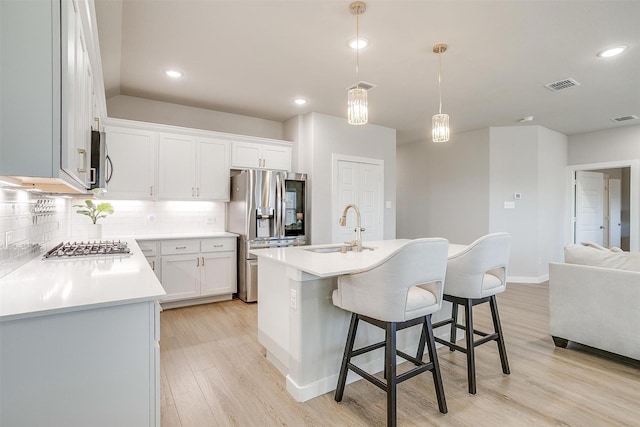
xmin=568 ymin=159 xmax=639 ymax=251
xmin=331 ymin=154 xmax=384 ymax=244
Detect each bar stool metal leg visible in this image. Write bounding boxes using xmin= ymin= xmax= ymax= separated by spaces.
xmin=449 ymin=301 xmax=458 ymax=352
xmin=490 ymin=296 xmax=510 ymax=375
xmin=425 ymin=315 xmax=448 ymax=414
xmin=335 ymin=313 xmax=359 ymax=402
xmin=386 ymin=322 xmax=398 ymax=427
xmin=464 ymin=299 xmax=477 ymax=395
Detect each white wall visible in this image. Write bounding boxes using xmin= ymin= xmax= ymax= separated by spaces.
xmin=568 ymin=124 xmax=640 ymax=251
xmin=536 ymin=127 xmax=568 ymax=276
xmin=489 ymin=127 xmax=540 ymax=279
xmin=296 ymin=113 xmax=396 ymax=244
xmin=397 ymin=125 xmax=567 ymax=282
xmin=107 ymin=95 xmax=284 ymax=140
xmin=396 ymin=128 xmax=490 ymax=243
xmin=568 ymin=124 xmax=640 ymax=165
xmin=489 ymin=126 xmax=567 ymax=281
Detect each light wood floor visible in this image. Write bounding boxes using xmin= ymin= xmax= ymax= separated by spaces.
xmin=159 ymin=283 xmax=640 ymax=426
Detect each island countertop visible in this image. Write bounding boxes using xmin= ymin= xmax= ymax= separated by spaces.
xmin=250 ymin=239 xmax=467 ymax=278
xmin=0 ymin=239 xmax=166 ymax=321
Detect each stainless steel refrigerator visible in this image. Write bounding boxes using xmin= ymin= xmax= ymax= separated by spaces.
xmin=228 ymin=170 xmax=308 ymax=302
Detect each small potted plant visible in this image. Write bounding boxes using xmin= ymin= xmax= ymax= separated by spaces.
xmin=73 ymin=200 xmax=114 ymax=239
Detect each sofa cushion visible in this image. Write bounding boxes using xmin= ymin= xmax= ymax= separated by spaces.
xmin=564 ymin=244 xmax=640 ymax=272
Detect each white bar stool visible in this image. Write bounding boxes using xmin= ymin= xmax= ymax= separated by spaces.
xmin=332 ymin=238 xmax=449 ymax=427
xmin=433 ymin=232 xmax=511 ymax=394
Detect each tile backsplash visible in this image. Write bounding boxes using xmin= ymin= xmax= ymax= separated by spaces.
xmin=70 ymin=199 xmax=226 ymax=238
xmin=1 ymin=188 xmax=227 ymax=278
xmin=0 ymin=188 xmax=69 ymax=277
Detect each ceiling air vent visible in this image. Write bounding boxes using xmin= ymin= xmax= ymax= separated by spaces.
xmin=347 ymin=81 xmax=377 ymax=91
xmin=611 ymin=115 xmax=639 ymax=123
xmin=544 ymin=78 xmax=581 ymax=92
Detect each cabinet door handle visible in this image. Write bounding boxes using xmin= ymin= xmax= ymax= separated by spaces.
xmin=197 ymin=187 xmax=200 ymax=197
xmin=197 ymin=257 xmax=200 ymax=267
xmin=176 ymin=246 xmax=187 ymax=250
xmin=142 ymin=248 xmax=152 ymax=252
xmin=201 ymin=256 xmax=205 ymax=266
xmin=150 ymin=186 xmax=153 ymax=196
xmin=77 ymin=148 xmax=87 ymax=173
xmin=151 ymin=260 xmax=155 ymax=270
xmin=192 ymin=187 xmax=195 ymax=197
xmin=214 ymin=244 xmax=223 ymax=248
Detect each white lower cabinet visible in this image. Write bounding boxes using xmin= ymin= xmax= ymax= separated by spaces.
xmin=0 ymin=300 xmax=160 ymax=427
xmin=161 ymin=253 xmax=201 ymax=302
xmin=138 ymin=240 xmax=161 ymax=280
xmin=158 ymin=237 xmax=237 ymax=305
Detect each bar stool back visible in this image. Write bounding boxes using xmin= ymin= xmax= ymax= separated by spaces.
xmin=332 ymin=238 xmax=449 ymax=427
xmin=433 ymin=232 xmax=511 ymax=394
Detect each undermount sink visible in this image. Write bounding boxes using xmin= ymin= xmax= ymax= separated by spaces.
xmin=304 ymin=245 xmax=375 ymax=254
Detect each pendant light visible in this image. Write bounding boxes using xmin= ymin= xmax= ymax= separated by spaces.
xmin=432 ymin=43 xmax=449 ymax=142
xmin=347 ymin=1 xmax=368 ymax=125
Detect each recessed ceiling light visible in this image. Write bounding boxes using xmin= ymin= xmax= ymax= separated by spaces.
xmin=293 ymin=98 xmax=308 ymax=106
xmin=165 ymin=70 xmax=183 ymax=78
xmin=519 ymin=116 xmax=535 ymax=123
xmin=597 ymin=45 xmax=627 ymax=58
xmin=348 ymin=37 xmax=369 ymax=49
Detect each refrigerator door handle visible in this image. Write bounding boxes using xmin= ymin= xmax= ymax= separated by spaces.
xmin=275 ymin=173 xmax=282 ymax=238
xmin=280 ymin=174 xmax=287 ymax=237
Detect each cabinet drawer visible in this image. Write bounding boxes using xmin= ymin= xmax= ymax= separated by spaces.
xmin=201 ymin=238 xmax=236 ymax=253
xmin=161 ymin=239 xmax=199 ymax=255
xmin=137 ymin=240 xmax=159 ymax=256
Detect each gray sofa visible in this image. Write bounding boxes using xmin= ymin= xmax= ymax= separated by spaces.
xmin=549 ymin=243 xmax=640 ymax=360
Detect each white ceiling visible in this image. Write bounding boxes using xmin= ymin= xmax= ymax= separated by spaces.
xmin=95 ymin=0 xmax=640 ymax=144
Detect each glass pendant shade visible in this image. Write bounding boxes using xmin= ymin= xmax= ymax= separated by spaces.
xmin=348 ymin=87 xmax=368 ymax=125
xmin=432 ymin=113 xmax=450 ymax=142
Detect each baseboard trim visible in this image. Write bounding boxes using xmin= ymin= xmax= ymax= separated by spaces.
xmin=508 ymin=275 xmax=548 ymax=284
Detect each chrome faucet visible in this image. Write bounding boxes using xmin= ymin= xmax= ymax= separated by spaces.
xmin=339 ymin=204 xmax=364 ymax=252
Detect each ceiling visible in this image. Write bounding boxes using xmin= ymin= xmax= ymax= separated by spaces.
xmin=94 ymin=0 xmax=640 ymax=145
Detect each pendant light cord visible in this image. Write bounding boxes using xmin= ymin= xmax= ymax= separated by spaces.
xmin=355 ymin=9 xmax=360 ymax=87
xmin=438 ymin=48 xmax=443 ymax=115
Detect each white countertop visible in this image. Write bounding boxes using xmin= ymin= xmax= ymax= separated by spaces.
xmin=122 ymin=231 xmax=238 ymax=241
xmin=0 ymin=239 xmax=166 ymax=321
xmin=250 ymin=239 xmax=467 ymax=278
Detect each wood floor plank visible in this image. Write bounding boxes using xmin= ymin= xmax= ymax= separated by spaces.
xmin=160 ymin=283 xmax=640 ymax=426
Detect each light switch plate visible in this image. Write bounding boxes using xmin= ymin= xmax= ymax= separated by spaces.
xmin=504 ymin=201 xmax=516 ymax=209
xmin=290 ymin=289 xmax=297 ymax=310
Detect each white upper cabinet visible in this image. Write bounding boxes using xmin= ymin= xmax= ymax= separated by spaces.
xmin=104 ymin=126 xmax=157 ymax=200
xmin=0 ymin=0 xmax=102 ymax=191
xmin=158 ymin=133 xmax=230 ymax=201
xmin=232 ymin=141 xmax=291 ymax=171
xmin=197 ymin=138 xmax=230 ymax=200
xmin=61 ymin=0 xmax=93 ymax=188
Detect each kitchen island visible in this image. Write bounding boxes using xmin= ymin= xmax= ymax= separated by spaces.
xmin=251 ymin=239 xmax=465 ymax=402
xmin=0 ymin=239 xmax=165 ymax=427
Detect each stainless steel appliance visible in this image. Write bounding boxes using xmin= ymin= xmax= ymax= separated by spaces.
xmin=228 ymin=170 xmax=308 ymax=302
xmin=44 ymin=240 xmax=130 ymax=258
xmin=90 ymin=130 xmax=112 ymax=191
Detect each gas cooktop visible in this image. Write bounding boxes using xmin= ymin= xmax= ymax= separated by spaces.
xmin=44 ymin=240 xmax=131 ymax=258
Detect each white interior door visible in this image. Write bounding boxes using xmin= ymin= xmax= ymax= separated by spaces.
xmin=575 ymin=171 xmax=605 ymax=245
xmin=609 ymin=178 xmax=622 ymax=248
xmin=334 ymin=157 xmax=383 ymax=244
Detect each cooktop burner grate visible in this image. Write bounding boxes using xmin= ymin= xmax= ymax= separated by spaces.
xmin=44 ymin=240 xmax=131 ymax=258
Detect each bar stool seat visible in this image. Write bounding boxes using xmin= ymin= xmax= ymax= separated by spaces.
xmin=332 ymin=238 xmax=449 ymax=427
xmin=433 ymin=232 xmax=512 ymax=395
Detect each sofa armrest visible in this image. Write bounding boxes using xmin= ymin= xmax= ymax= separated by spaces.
xmin=549 ymin=262 xmax=640 ymax=360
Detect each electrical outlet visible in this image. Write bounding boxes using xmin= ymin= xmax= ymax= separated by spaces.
xmin=290 ymin=289 xmax=297 ymax=310
xmin=504 ymin=201 xmax=516 ymax=209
